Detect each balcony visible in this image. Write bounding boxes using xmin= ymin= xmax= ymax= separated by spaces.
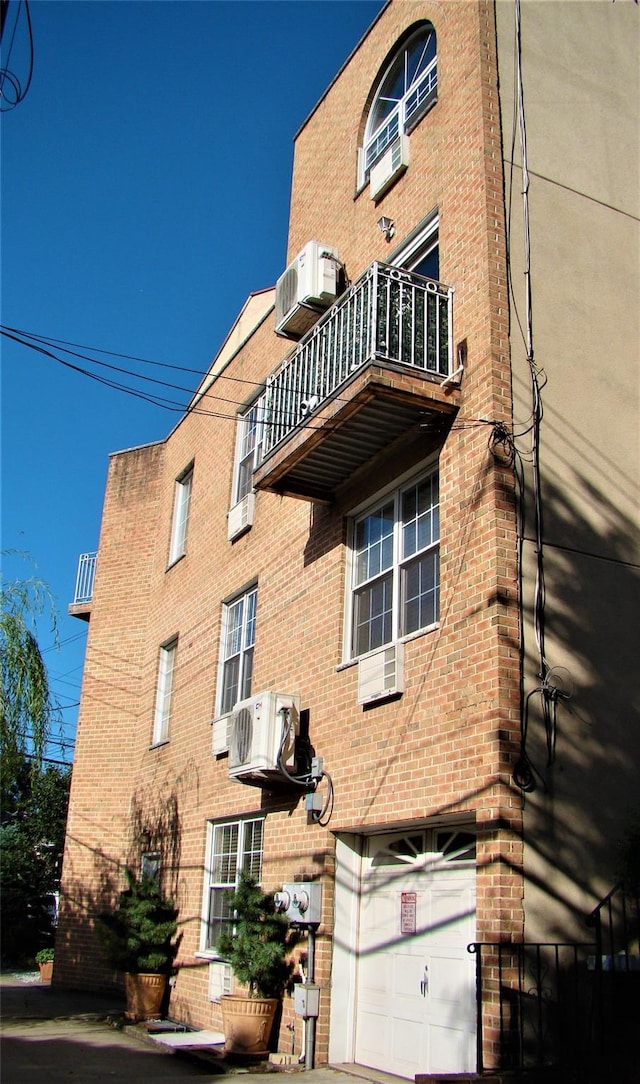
xmin=68 ymin=551 xmax=97 ymax=620
xmin=254 ymin=261 xmax=458 ymax=502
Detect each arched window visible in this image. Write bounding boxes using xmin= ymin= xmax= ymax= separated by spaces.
xmin=360 ymin=23 xmax=437 ymax=190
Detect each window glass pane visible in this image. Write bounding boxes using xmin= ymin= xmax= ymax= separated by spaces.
xmin=403 ymin=552 xmax=439 ymax=634
xmin=207 ymin=887 xmax=233 ymax=950
xmin=241 ymin=408 xmax=258 ymax=459
xmin=245 ymin=590 xmax=257 ymax=648
xmin=169 ymin=470 xmax=192 ymax=563
xmin=212 ymin=823 xmax=239 ymax=884
xmin=402 ymin=476 xmax=439 ymax=558
xmin=355 ymin=502 xmax=394 ymax=584
xmin=153 ymin=640 xmax=176 ymax=744
xmin=234 ymin=405 xmax=262 ymax=504
xmin=240 ymin=647 xmax=254 ymax=702
xmin=411 ymin=245 xmax=439 ymax=281
xmin=242 ymin=819 xmax=264 ymax=881
xmin=354 ymin=573 xmax=393 ymax=655
xmin=406 ymin=32 xmax=434 ymax=88
xmin=219 ymin=588 xmax=257 ymax=714
xmin=221 ymin=656 xmax=240 ymax=714
xmin=225 ymin=599 xmax=243 ymax=657
xmin=237 ymin=456 xmax=253 ymax=502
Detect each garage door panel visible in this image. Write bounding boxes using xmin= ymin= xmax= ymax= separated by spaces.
xmin=354 ymin=827 xmax=476 ymax=1079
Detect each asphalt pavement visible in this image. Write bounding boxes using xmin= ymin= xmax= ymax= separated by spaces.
xmin=0 ymin=973 xmax=376 ymax=1084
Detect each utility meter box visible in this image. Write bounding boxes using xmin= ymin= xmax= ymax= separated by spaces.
xmin=294 ymin=983 xmax=320 ymax=1019
xmin=274 ymin=882 xmax=322 ymax=926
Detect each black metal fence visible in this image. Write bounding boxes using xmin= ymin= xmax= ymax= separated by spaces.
xmin=470 ymin=887 xmax=639 ymax=1074
xmin=587 ymin=882 xmax=640 ymax=1065
xmin=469 ymin=941 xmax=597 ymax=1074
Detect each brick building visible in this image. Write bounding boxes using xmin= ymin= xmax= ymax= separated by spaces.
xmin=58 ymin=2 xmax=639 ymax=1078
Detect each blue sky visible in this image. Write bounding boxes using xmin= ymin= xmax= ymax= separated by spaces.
xmin=1 ymin=0 xmax=384 ymax=766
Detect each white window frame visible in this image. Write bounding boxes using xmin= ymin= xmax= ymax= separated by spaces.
xmin=359 ymin=24 xmax=437 ymax=189
xmin=168 ymin=465 xmax=193 ymax=565
xmin=217 ymin=585 xmax=257 ymax=715
xmin=345 ymin=466 xmax=440 ymax=661
xmin=152 ymin=637 xmax=177 ymax=745
xmin=200 ymin=816 xmax=264 ymax=958
xmin=231 ymin=402 xmax=263 ymax=507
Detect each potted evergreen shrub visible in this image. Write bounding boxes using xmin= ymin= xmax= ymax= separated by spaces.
xmin=98 ymin=868 xmax=180 ymax=1022
xmin=35 ymin=947 xmax=54 ymax=982
xmin=217 ymin=871 xmax=297 ymax=1056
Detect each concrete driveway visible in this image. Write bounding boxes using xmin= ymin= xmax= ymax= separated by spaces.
xmin=0 ymin=972 xmax=213 ymax=1082
xmin=0 ymin=973 xmax=372 ymax=1084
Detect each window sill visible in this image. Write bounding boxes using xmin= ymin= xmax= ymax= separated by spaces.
xmin=166 ymin=552 xmax=186 ymax=573
xmin=149 ymin=738 xmax=170 ymax=751
xmin=336 ymin=623 xmax=440 ymax=671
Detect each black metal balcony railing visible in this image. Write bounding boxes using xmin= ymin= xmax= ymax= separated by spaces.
xmin=71 ymin=551 xmax=97 ymax=606
xmin=259 ymin=261 xmax=452 ymax=458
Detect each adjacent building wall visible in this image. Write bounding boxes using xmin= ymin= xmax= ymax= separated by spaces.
xmin=495 ymin=0 xmax=640 ymax=942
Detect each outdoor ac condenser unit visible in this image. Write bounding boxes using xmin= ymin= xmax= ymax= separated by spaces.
xmin=228 ymin=691 xmax=300 ymax=786
xmin=275 ymin=241 xmax=339 ymax=340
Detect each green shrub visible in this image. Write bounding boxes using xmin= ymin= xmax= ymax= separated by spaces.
xmin=35 ymin=947 xmax=54 ymax=964
xmin=217 ymin=872 xmax=297 ymax=999
xmin=98 ymin=868 xmax=180 ymax=975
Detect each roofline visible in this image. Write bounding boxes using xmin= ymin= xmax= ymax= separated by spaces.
xmin=108 ymin=437 xmax=166 ymax=459
xmin=186 ymin=290 xmax=275 ymax=413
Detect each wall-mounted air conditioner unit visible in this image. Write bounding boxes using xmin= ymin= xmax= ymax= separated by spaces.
xmin=227 ymin=492 xmax=256 ymax=542
xmin=229 ymin=691 xmax=300 ymax=786
xmin=357 ymin=642 xmax=405 ymax=705
xmin=208 ymin=961 xmax=234 ymax=1001
xmin=369 ymin=134 xmax=410 ymax=201
xmin=275 ymin=241 xmax=339 ymax=340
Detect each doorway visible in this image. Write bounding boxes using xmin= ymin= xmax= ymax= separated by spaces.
xmin=331 ymin=826 xmax=476 ymax=1079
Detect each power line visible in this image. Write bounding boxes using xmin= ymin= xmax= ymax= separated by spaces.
xmin=0 ymin=0 xmax=33 ymax=111
xmin=42 ymin=630 xmax=87 ymax=653
xmin=2 ymin=323 xmax=517 ymax=445
xmin=5 ymin=324 xmax=269 ymax=389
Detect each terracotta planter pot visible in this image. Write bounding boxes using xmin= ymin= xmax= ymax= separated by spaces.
xmin=220 ymin=994 xmax=278 ymax=1055
xmin=38 ymin=961 xmax=53 ymax=983
xmin=124 ymin=972 xmax=167 ymax=1021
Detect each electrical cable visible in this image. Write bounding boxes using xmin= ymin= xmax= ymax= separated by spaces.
xmin=509 ymin=1 xmax=571 ymax=790
xmin=274 ymin=708 xmax=334 ymax=825
xmin=1 ymin=324 xmax=264 ymax=407
xmin=312 ymin=769 xmax=334 ymax=827
xmin=276 ymin=709 xmax=311 ymax=789
xmin=2 ymin=324 xmax=404 ymax=432
xmin=0 ymin=0 xmax=33 ymax=111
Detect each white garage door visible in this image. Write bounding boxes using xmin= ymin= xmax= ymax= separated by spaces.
xmin=354 ymin=826 xmax=476 ymax=1079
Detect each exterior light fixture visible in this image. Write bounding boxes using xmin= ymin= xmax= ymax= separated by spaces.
xmin=377 ymin=216 xmax=395 ymax=242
